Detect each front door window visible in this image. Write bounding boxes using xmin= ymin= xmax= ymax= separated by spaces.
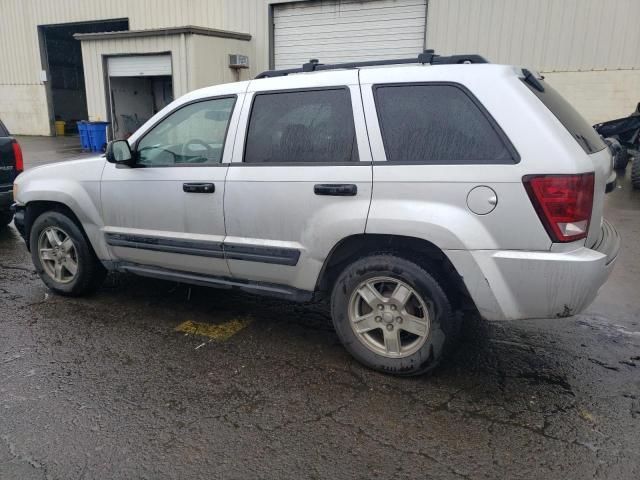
xmin=136 ymin=97 xmax=236 ymax=166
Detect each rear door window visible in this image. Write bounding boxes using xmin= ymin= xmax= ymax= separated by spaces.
xmin=374 ymin=83 xmax=516 ymax=164
xmin=523 ymin=79 xmax=606 ymax=154
xmin=243 ymin=88 xmax=358 ymax=164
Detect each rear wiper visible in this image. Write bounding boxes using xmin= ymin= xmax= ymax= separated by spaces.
xmin=575 ymin=133 xmax=594 ymax=153
xmin=522 ymin=69 xmax=545 ymax=93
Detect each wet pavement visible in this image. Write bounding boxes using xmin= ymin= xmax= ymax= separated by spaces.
xmin=1 ymin=138 xmax=640 ymax=479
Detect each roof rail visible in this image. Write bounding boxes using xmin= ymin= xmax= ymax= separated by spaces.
xmin=255 ymin=50 xmax=488 ymax=79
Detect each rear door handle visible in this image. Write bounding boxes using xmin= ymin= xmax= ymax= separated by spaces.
xmin=183 ymin=182 xmax=215 ymax=193
xmin=314 ymin=184 xmax=357 ymax=196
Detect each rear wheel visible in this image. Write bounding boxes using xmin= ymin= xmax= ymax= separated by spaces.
xmin=632 ymin=156 xmax=640 ymax=190
xmin=29 ymin=211 xmax=106 ymax=296
xmin=330 ymin=255 xmax=456 ymax=376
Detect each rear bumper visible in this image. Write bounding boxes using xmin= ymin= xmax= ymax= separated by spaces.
xmin=0 ymin=187 xmax=13 ymax=211
xmin=11 ymin=203 xmax=26 ymax=239
xmin=447 ymin=219 xmax=620 ymax=321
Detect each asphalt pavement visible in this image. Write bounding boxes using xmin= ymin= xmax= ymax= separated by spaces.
xmin=1 ymin=136 xmax=639 ymax=479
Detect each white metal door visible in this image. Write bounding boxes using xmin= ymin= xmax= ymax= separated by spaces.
xmin=107 ymin=55 xmax=172 ymax=77
xmin=273 ymin=0 xmax=427 ymax=69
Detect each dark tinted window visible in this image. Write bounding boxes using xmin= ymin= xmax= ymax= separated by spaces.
xmin=524 ymin=79 xmax=606 ymax=154
xmin=244 ymin=89 xmax=358 ymax=163
xmin=0 ymin=120 xmax=9 ymax=137
xmin=374 ymin=84 xmax=515 ymax=164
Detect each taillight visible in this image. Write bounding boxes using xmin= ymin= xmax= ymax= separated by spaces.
xmin=11 ymin=140 xmax=23 ymax=172
xmin=523 ymin=173 xmax=595 ymax=243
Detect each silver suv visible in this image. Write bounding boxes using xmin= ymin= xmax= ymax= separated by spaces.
xmin=13 ymin=53 xmax=620 ymax=375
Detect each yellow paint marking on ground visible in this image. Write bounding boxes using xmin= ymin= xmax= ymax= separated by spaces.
xmin=175 ymin=318 xmax=252 ymax=342
xmin=579 ymin=409 xmax=596 ymax=423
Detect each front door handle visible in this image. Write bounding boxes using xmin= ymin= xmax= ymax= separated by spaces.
xmin=314 ymin=184 xmax=357 ymax=196
xmin=183 ymin=182 xmax=215 ymax=193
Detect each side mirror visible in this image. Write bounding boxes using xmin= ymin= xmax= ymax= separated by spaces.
xmin=105 ymin=140 xmax=134 ymax=164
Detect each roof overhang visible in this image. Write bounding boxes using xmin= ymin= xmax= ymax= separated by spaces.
xmin=74 ymin=25 xmax=251 ymax=42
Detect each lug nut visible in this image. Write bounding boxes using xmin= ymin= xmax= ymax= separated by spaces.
xmin=390 ymin=305 xmax=397 ymax=311
xmin=386 ymin=324 xmax=394 ymax=331
xmin=396 ymin=317 xmax=403 ymax=323
xmin=377 ymin=304 xmax=384 ymax=310
xmin=375 ymin=316 xmax=382 ymax=322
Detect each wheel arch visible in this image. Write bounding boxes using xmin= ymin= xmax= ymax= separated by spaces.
xmin=315 ymin=233 xmax=475 ymax=311
xmin=24 ymin=201 xmax=97 ymax=256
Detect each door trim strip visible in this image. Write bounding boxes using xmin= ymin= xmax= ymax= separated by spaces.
xmin=223 ymin=243 xmax=300 ymax=266
xmin=105 ymin=233 xmax=224 ymax=258
xmin=105 ymin=233 xmax=301 ymax=266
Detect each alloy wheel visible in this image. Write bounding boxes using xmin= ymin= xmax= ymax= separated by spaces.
xmin=348 ymin=276 xmax=431 ymax=358
xmin=37 ymin=226 xmax=79 ymax=284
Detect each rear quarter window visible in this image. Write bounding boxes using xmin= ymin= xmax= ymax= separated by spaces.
xmin=0 ymin=120 xmax=9 ymax=137
xmin=374 ymin=83 xmax=517 ymax=164
xmin=523 ymin=79 xmax=606 ymax=154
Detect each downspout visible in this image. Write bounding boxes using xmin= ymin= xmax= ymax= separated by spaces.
xmin=423 ymin=0 xmax=429 ymax=50
xmin=181 ymin=32 xmax=190 ymax=93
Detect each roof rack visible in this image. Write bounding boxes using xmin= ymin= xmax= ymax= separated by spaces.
xmin=255 ymin=50 xmax=488 ymax=79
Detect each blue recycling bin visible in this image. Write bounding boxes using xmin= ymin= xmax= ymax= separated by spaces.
xmin=86 ymin=122 xmax=110 ymax=152
xmin=76 ymin=122 xmax=90 ymax=150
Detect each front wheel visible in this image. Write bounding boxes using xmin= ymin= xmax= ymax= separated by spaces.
xmin=331 ymin=255 xmax=456 ymax=376
xmin=29 ymin=211 xmax=106 ymax=296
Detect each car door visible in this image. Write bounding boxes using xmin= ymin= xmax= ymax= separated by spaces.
xmin=100 ymin=95 xmax=240 ymax=277
xmin=223 ymin=71 xmax=373 ymax=293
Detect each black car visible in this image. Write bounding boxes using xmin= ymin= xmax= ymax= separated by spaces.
xmin=0 ymin=119 xmax=23 ymax=227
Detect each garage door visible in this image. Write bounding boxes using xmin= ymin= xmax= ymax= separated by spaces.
xmin=107 ymin=55 xmax=172 ymax=77
xmin=273 ymin=0 xmax=426 ymax=69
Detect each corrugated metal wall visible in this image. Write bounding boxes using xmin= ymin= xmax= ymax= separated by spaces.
xmin=80 ymin=35 xmax=188 ymax=122
xmin=426 ymin=0 xmax=640 ymax=71
xmin=0 ymin=0 xmax=271 ymax=86
xmin=0 ymin=0 xmax=271 ymax=133
xmin=2 ymin=0 xmax=640 ymax=134
xmin=272 ymin=0 xmax=427 ymax=69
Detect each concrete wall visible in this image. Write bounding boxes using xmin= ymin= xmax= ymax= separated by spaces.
xmin=545 ymin=70 xmax=640 ymax=125
xmin=0 ymin=85 xmax=51 ymax=136
xmin=188 ymin=35 xmax=255 ymax=90
xmin=426 ymin=0 xmax=640 ymax=123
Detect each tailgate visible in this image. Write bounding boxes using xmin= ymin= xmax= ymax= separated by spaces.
xmin=0 ymin=136 xmax=17 ymax=186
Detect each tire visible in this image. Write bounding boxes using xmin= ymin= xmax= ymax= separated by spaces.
xmin=29 ymin=211 xmax=106 ymax=296
xmin=614 ymin=149 xmax=629 ymax=171
xmin=632 ymin=156 xmax=640 ymax=190
xmin=330 ymin=255 xmax=456 ymax=376
xmin=0 ymin=211 xmax=12 ymax=228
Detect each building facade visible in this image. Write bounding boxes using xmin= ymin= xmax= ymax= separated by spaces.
xmin=1 ymin=0 xmax=638 ymax=136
